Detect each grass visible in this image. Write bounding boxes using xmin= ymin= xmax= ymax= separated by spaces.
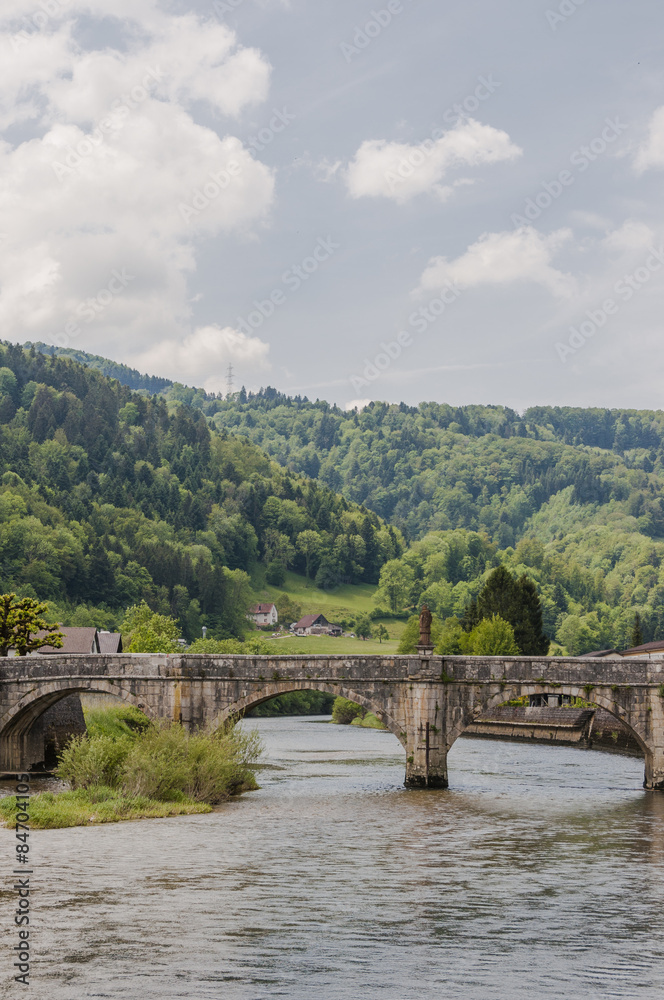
xmin=0 ymin=706 xmax=263 ymax=830
xmin=254 ymin=570 xmax=379 ymax=619
xmin=0 ymin=787 xmax=212 ymax=829
xmin=350 ymin=712 xmax=388 ymax=730
xmin=262 ymin=634 xmax=399 ymax=654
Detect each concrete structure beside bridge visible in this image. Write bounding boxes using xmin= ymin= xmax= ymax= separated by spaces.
xmin=2 ymin=653 xmax=664 ymax=790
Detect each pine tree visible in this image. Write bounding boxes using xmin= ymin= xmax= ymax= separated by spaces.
xmin=475 ymin=566 xmax=549 ymax=655
xmin=630 ymin=612 xmax=644 ymax=648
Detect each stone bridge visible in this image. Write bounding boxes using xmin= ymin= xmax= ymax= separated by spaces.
xmin=2 ymin=652 xmax=664 ymax=789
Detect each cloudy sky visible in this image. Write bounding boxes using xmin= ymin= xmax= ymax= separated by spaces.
xmin=2 ymin=0 xmax=664 ymax=410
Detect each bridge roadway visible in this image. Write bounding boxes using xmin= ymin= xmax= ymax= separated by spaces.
xmin=2 ymin=652 xmax=664 ymax=789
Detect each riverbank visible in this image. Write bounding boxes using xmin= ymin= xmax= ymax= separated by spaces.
xmin=0 ymin=705 xmax=262 ymax=829
xmin=0 ymin=786 xmax=213 ymax=829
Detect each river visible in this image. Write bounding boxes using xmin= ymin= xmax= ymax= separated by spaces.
xmin=2 ymin=716 xmax=664 ymax=999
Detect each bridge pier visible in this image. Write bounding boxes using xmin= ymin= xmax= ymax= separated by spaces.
xmin=405 ymin=720 xmax=448 ymax=788
xmin=644 ymin=748 xmax=664 ymax=790
xmin=403 ymin=679 xmax=448 ymax=788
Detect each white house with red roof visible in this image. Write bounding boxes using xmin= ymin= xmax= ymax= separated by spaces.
xmin=247 ymin=603 xmax=278 ymax=627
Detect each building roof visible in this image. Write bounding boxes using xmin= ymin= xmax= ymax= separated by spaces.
xmin=249 ymin=604 xmax=277 ymax=615
xmin=98 ymin=631 xmax=123 ymax=654
xmin=39 ymin=627 xmax=100 ymax=654
xmin=621 ymin=640 xmax=664 ymax=656
xmin=579 ymin=649 xmax=620 ymax=658
xmin=294 ymin=614 xmax=327 ymax=629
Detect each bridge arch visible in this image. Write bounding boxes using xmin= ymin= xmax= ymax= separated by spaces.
xmin=0 ymin=680 xmax=156 ymax=771
xmin=446 ymin=683 xmax=650 ymax=756
xmin=211 ymin=681 xmax=406 ymax=748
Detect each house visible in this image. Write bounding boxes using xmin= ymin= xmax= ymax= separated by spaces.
xmin=580 ymin=640 xmax=664 ymax=660
xmin=247 ymin=603 xmax=278 ymax=627
xmin=620 ymin=640 xmax=664 ymax=659
xmin=293 ymin=613 xmax=342 ymax=637
xmin=35 ymin=626 xmax=101 ymax=655
xmin=98 ymin=631 xmax=123 ymax=654
xmin=8 ymin=626 xmax=125 ymax=656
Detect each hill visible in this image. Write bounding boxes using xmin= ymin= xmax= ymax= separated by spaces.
xmin=19 ymin=344 xmax=664 ymax=653
xmin=0 ymin=344 xmax=401 ymax=639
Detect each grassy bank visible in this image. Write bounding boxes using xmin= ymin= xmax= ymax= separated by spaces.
xmin=0 ymin=706 xmax=262 ymax=830
xmin=331 ymin=697 xmax=388 ymax=730
xmin=350 ymin=712 xmax=388 ymax=730
xmin=0 ymin=787 xmax=213 ymax=829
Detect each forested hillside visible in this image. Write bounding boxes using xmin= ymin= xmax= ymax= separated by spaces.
xmin=0 ymin=344 xmax=401 ymax=639
xmin=20 ymin=344 xmax=664 ymax=653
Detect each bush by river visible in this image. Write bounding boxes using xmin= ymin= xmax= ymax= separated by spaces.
xmin=331 ymin=697 xmax=387 ymax=730
xmin=0 ymin=706 xmax=262 ymax=830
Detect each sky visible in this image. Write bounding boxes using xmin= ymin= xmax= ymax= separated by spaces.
xmin=2 ymin=0 xmax=664 ymax=411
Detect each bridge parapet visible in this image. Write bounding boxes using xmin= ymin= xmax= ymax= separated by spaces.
xmin=1 ymin=654 xmax=663 ymax=790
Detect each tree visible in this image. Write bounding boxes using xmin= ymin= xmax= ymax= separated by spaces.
xmin=466 ymin=615 xmax=520 ymax=656
xmin=274 ymin=593 xmax=302 ymax=627
xmin=296 ymin=529 xmax=323 ymax=579
xmin=124 ymin=602 xmax=182 ymax=653
xmin=375 ymin=624 xmax=389 ymax=643
xmin=355 ymin=614 xmax=373 ymax=640
xmin=435 ymin=616 xmax=465 ymax=655
xmin=475 ymin=566 xmax=549 ymax=655
xmin=631 ymin=612 xmax=644 ymax=648
xmin=266 ymin=561 xmax=286 ymax=586
xmin=0 ymin=593 xmax=64 ymax=656
xmin=376 ymin=559 xmax=414 ymax=614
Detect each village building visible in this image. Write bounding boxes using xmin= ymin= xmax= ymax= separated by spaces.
xmin=247 ymin=603 xmax=279 ymax=627
xmin=293 ymin=613 xmax=343 ymax=637
xmin=620 ymin=640 xmax=664 ymax=659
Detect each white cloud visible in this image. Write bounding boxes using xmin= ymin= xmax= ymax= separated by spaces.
xmin=601 ymin=220 xmax=655 ymax=253
xmin=131 ymin=325 xmax=271 ymax=392
xmin=344 ymin=398 xmax=372 ymax=411
xmin=0 ymin=5 xmax=275 ymax=368
xmin=345 ymin=119 xmax=522 ymax=204
xmin=417 ymin=227 xmax=575 ymax=298
xmin=634 ymin=106 xmax=664 ymax=172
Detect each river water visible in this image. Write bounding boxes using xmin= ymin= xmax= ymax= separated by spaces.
xmin=2 ymin=717 xmax=664 ymax=999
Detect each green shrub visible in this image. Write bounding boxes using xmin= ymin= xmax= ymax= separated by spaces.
xmin=120 ymin=722 xmax=262 ymax=803
xmin=84 ymin=704 xmax=151 ymax=740
xmin=331 ymin=697 xmax=366 ymax=725
xmin=56 ymin=734 xmax=132 ymax=789
xmin=465 ymin=615 xmax=520 ymax=655
xmin=350 ymin=712 xmax=387 ymax=730
xmin=57 ymin=705 xmax=263 ymax=805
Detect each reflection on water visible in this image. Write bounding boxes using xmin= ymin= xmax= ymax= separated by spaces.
xmin=1 ymin=717 xmax=664 ymax=999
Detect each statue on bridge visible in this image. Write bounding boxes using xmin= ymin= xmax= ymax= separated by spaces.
xmin=419 ymin=604 xmax=433 ymax=648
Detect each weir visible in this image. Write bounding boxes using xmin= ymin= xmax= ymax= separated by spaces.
xmin=1 ymin=652 xmax=663 ymax=789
